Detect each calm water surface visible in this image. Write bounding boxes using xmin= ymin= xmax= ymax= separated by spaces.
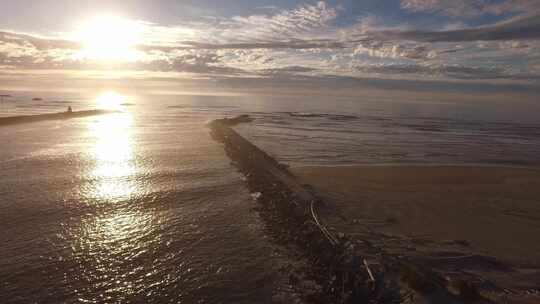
xmin=0 ymin=94 xmax=286 ymax=303
xmin=1 ymin=91 xmax=539 ymax=303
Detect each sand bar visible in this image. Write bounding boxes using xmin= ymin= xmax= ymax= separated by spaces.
xmin=0 ymin=110 xmax=116 ymax=126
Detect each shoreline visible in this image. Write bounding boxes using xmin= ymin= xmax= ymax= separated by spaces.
xmin=292 ymin=162 xmax=540 ymax=171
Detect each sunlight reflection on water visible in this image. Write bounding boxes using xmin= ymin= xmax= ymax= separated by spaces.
xmin=95 ymin=91 xmax=127 ymax=111
xmin=71 ymin=100 xmax=160 ymax=301
xmin=87 ymin=111 xmax=136 ymax=200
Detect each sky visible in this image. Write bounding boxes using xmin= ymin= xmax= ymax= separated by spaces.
xmin=0 ymin=0 xmax=539 ymax=99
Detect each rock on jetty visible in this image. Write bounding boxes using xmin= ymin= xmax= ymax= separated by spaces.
xmin=209 ymin=116 xmax=386 ymax=303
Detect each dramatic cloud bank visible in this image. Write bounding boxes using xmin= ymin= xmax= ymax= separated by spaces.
xmin=401 ymin=0 xmax=540 ymax=17
xmin=0 ymin=0 xmax=539 ymax=88
xmin=373 ymin=14 xmax=540 ymax=42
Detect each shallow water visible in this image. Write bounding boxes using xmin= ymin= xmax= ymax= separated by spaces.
xmin=0 ymin=95 xmax=284 ymax=303
xmin=234 ymin=97 xmax=540 ymax=166
xmin=1 ymin=91 xmax=539 ymax=303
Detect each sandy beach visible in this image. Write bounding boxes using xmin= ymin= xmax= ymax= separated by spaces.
xmin=291 ymin=165 xmax=540 ymax=296
xmin=292 ymin=165 xmax=540 ymax=266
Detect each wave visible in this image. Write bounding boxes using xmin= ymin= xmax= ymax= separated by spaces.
xmin=284 ymin=112 xmax=358 ymax=120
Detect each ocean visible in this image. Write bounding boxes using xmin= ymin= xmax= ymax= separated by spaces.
xmin=1 ymin=91 xmax=539 ymax=303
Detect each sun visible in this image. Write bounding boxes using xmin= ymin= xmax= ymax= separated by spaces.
xmin=75 ymin=16 xmax=142 ymax=62
xmin=95 ymin=91 xmax=126 ymax=110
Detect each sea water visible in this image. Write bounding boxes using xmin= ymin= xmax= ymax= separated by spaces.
xmin=1 ymin=91 xmax=539 ymax=303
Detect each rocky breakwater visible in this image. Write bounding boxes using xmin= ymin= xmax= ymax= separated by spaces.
xmin=209 ymin=115 xmax=396 ymax=303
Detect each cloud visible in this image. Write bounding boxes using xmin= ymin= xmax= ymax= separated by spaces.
xmin=353 ymin=62 xmax=540 ymax=81
xmin=0 ymin=31 xmax=78 ymax=50
xmin=132 ymin=2 xmax=343 ymax=52
xmin=401 ymin=0 xmax=540 ymax=18
xmin=371 ymin=14 xmax=540 ymax=42
xmin=401 ymin=0 xmax=486 ymax=18
xmin=355 ymin=63 xmax=496 ymax=78
xmin=0 ymin=0 xmax=345 ymax=74
xmin=1 ymin=1 xmax=539 ymax=86
xmin=182 ymin=1 xmax=339 ymax=44
xmin=258 ymin=65 xmax=319 ymax=75
xmin=147 ymin=39 xmax=347 ymax=51
xmin=353 ymin=41 xmax=431 ymax=60
xmin=483 ymin=0 xmax=540 ymax=15
xmin=0 ymin=33 xmax=248 ymax=75
xmin=0 ymin=31 xmax=82 ymax=69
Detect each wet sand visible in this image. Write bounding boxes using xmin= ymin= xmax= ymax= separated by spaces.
xmin=291 ymin=165 xmax=540 ymax=267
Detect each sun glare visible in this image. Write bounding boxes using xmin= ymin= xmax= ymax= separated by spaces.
xmin=75 ymin=16 xmax=142 ymax=61
xmin=87 ymin=109 xmax=135 ymax=200
xmin=95 ymin=91 xmax=126 ymax=110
